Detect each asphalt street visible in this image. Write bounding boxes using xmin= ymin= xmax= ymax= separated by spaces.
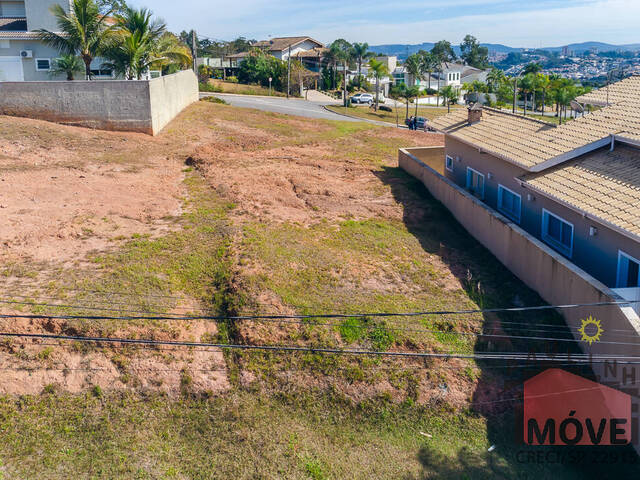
xmin=199 ymin=92 xmax=360 ymax=121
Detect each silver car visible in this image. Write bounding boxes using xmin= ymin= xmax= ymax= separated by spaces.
xmin=350 ymin=93 xmax=374 ymax=105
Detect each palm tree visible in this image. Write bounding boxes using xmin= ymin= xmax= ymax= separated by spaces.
xmin=102 ymin=6 xmax=166 ymax=80
xmin=419 ymin=50 xmax=437 ymax=90
xmin=435 ymin=62 xmax=443 ymax=106
xmin=352 ymin=42 xmax=371 ymax=89
xmin=404 ymin=54 xmax=422 ymax=88
xmin=367 ymin=58 xmax=388 ymax=111
xmin=399 ymin=85 xmax=419 ymax=121
xmin=537 ymin=74 xmax=550 ymax=115
xmin=330 ymin=39 xmax=353 ymax=105
xmin=150 ymin=33 xmax=192 ymax=75
xmin=440 ymin=85 xmax=457 ymax=113
xmin=519 ymin=73 xmax=534 ymax=115
xmin=486 ymin=68 xmax=504 ymax=93
xmin=50 ymin=54 xmax=84 ymax=80
xmin=37 ymin=0 xmax=115 ymax=80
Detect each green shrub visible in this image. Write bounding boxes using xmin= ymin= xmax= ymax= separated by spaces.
xmin=226 ymin=76 xmax=239 ymax=83
xmin=201 ymin=96 xmax=228 ymax=105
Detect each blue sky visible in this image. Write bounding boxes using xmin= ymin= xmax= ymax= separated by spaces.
xmin=130 ymin=0 xmax=639 ymax=47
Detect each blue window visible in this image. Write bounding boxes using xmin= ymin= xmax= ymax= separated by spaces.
xmin=445 ymin=155 xmax=454 ymax=172
xmin=497 ymin=185 xmax=521 ymax=223
xmin=466 ymin=167 xmax=484 ymax=199
xmin=542 ymin=209 xmax=573 ymax=257
xmin=617 ymin=251 xmax=640 ymax=288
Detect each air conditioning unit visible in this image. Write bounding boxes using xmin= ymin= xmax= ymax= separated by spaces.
xmin=20 ymin=50 xmax=33 ymax=59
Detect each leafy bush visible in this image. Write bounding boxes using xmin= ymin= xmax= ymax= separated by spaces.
xmin=237 ymin=50 xmax=285 ymax=89
xmin=199 ymin=82 xmax=222 ymax=93
xmin=226 ymin=76 xmax=238 ymax=83
xmin=424 ymin=87 xmax=437 ymax=95
xmin=201 ymin=96 xmax=228 ymax=105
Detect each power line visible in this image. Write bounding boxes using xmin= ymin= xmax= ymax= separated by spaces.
xmin=1 ymin=299 xmax=639 ymax=321
xmin=0 ymin=331 xmax=639 ymax=363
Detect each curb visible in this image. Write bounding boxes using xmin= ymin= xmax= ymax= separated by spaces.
xmin=322 ymin=105 xmax=408 ymax=129
xmin=199 ymin=92 xmax=304 ymax=100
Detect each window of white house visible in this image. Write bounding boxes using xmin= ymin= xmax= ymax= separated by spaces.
xmin=541 ymin=209 xmax=573 ymax=257
xmin=466 ymin=167 xmax=484 ymax=199
xmin=445 ymin=155 xmax=454 ymax=172
xmin=497 ymin=185 xmax=521 ymax=223
xmin=617 ymin=251 xmax=640 ymax=288
xmin=35 ymin=59 xmax=51 ymax=71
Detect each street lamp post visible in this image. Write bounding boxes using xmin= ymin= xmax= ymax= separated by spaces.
xmin=269 ymin=77 xmax=272 ymax=96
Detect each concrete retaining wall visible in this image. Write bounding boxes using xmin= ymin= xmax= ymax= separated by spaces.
xmin=149 ymin=70 xmax=199 ymax=134
xmin=399 ymin=147 xmax=640 ymax=377
xmin=0 ymin=70 xmax=198 ymax=135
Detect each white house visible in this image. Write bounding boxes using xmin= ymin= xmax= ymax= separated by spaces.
xmin=251 ymin=36 xmax=325 ymax=61
xmin=0 ymin=0 xmax=112 ymax=81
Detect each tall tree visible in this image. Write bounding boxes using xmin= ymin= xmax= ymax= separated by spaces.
xmin=404 ymin=53 xmax=422 ymax=87
xmin=37 ymin=0 xmax=115 ymax=79
xmin=523 ymin=62 xmax=543 ymax=75
xmin=459 ymin=35 xmax=489 ymax=69
xmin=352 ymin=42 xmax=371 ymax=88
xmin=431 ymin=40 xmax=456 ymax=63
xmin=419 ymin=50 xmax=437 ymax=90
xmin=330 ymin=39 xmax=353 ymax=105
xmin=367 ymin=58 xmax=388 ymax=111
xmin=321 ymin=47 xmax=338 ymax=89
xmin=96 ymin=0 xmax=126 ymax=14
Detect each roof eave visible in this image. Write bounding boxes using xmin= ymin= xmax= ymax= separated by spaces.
xmin=529 ymin=136 xmax=612 ymax=173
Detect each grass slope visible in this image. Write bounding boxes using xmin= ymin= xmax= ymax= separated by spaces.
xmin=0 ymin=103 xmax=636 ymax=478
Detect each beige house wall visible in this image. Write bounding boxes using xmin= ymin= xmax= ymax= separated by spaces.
xmin=399 ymin=147 xmax=640 ymax=434
xmin=0 ymin=70 xmax=198 ymax=135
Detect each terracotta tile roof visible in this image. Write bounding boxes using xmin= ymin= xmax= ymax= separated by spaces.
xmin=577 ymin=75 xmax=640 ymax=106
xmin=293 ymin=47 xmax=327 ymax=58
xmin=0 ymin=31 xmax=40 ymax=38
xmin=225 ymin=51 xmax=249 ymax=59
xmin=0 ymin=17 xmax=26 ymax=31
xmin=252 ymin=36 xmax=324 ymax=52
xmin=521 ymin=144 xmax=640 ymax=238
xmin=431 ymin=99 xmax=640 ymax=170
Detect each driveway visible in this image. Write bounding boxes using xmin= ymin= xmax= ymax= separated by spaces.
xmin=199 ymin=93 xmax=393 ymax=126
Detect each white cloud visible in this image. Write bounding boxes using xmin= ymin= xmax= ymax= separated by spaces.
xmin=132 ymin=0 xmax=640 ymax=47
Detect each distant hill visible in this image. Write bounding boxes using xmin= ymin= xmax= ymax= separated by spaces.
xmin=369 ymin=41 xmax=640 ymax=59
xmin=543 ymin=42 xmax=640 ymax=53
xmin=369 ymin=42 xmax=518 ymax=59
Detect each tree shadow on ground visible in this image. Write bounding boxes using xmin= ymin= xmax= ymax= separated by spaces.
xmin=376 ymin=165 xmax=640 ymax=479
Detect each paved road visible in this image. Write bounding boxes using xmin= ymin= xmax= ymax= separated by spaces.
xmin=200 ymin=93 xmax=361 ymax=122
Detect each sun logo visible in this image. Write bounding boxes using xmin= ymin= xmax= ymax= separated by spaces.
xmin=579 ymin=316 xmax=604 ymax=345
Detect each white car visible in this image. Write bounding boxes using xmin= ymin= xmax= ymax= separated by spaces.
xmin=350 ymin=93 xmax=374 ymax=105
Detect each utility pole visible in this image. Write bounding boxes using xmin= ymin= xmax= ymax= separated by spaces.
xmin=512 ymin=76 xmax=518 ymax=114
xmin=287 ymin=45 xmax=291 ymax=99
xmin=191 ymin=30 xmax=197 ymax=73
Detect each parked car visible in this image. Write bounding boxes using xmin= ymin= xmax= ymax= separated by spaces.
xmin=404 ymin=116 xmax=435 ymax=131
xmin=350 ymin=93 xmax=374 ymax=105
